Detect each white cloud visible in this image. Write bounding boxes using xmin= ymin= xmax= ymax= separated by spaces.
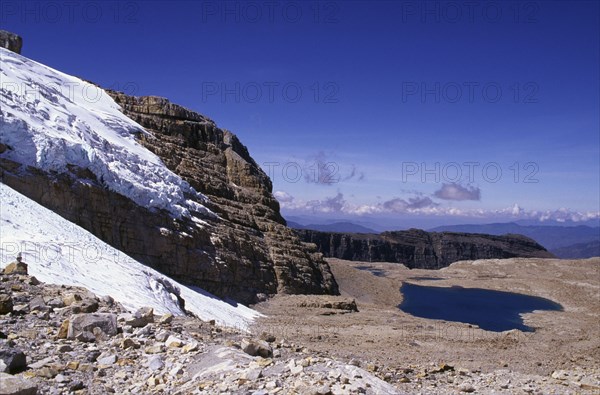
xmin=434 ymin=183 xmax=481 ymax=201
xmin=276 ymin=192 xmax=600 ymax=223
xmin=273 ymin=190 xmax=294 ymax=203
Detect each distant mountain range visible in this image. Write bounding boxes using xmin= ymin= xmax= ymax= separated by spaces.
xmin=430 ymin=223 xmax=600 ymax=258
xmin=287 ymin=218 xmax=600 ymax=259
xmin=550 ymin=241 xmax=600 ymax=259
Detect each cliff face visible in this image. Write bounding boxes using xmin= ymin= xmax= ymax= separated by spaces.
xmin=0 ymin=30 xmax=22 ymax=54
xmin=0 ymin=59 xmax=338 ymax=303
xmin=104 ymin=92 xmax=338 ymax=299
xmin=296 ymin=229 xmax=555 ymax=269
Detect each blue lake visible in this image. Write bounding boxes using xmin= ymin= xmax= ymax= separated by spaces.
xmin=399 ymin=283 xmax=562 ymax=332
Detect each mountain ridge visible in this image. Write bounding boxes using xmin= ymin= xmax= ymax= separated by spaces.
xmin=430 ymin=222 xmax=600 ymax=252
xmin=0 ymin=44 xmax=338 ymax=304
xmin=296 ymin=228 xmax=554 ymax=269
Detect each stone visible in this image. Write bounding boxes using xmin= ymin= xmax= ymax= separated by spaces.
xmin=0 ymin=294 xmax=13 ymax=314
xmin=459 ymin=383 xmax=476 ymax=393
xmin=66 ymin=361 xmax=79 ymax=370
xmin=71 ymin=299 xmax=99 ymax=314
xmin=120 ymin=338 xmax=138 ymax=349
xmin=144 ymin=344 xmax=165 ymax=354
xmin=551 ymin=370 xmax=569 ymax=380
xmin=165 ymin=335 xmax=183 ymax=348
xmin=27 ymin=277 xmax=40 ymax=286
xmin=241 ymin=339 xmax=272 ymax=358
xmin=0 ymin=372 xmax=37 ymax=395
xmin=137 ymin=307 xmax=154 ymax=322
xmin=0 ymin=347 xmax=27 ymax=374
xmin=70 ymin=381 xmax=85 ymax=391
xmin=182 ymin=340 xmax=198 ymax=353
xmin=67 ymin=313 xmax=117 ymax=340
xmin=169 ymin=364 xmax=184 ymax=376
xmin=56 ymin=320 xmax=69 ymax=339
xmin=2 ymin=261 xmax=27 ymax=275
xmin=46 ymin=298 xmax=65 ymax=309
xmin=55 ymin=373 xmax=67 ymax=383
xmin=100 ymin=295 xmax=114 ymax=305
xmin=120 ymin=307 xmax=153 ymax=328
xmin=316 ymin=385 xmax=332 ymax=395
xmin=242 ymin=367 xmax=262 ymax=380
xmin=146 ymin=355 xmax=164 ymax=371
xmin=255 ymin=358 xmax=273 ymax=368
xmin=260 ymin=332 xmax=277 ymax=343
xmin=158 ymin=313 xmax=173 ymax=324
xmin=155 ymin=331 xmax=169 ymax=342
xmin=28 ymin=357 xmax=53 ymax=370
xmin=86 ymin=350 xmax=101 ymax=362
xmin=290 ymin=364 xmax=304 ymax=375
xmin=62 ymin=293 xmax=82 ymax=306
xmin=57 ymin=345 xmax=72 ymax=353
xmin=97 ymin=353 xmax=117 ymax=366
xmin=28 ymin=296 xmax=48 ymax=312
xmin=76 ymin=332 xmax=96 ymax=343
xmin=35 ymin=366 xmax=58 ymax=378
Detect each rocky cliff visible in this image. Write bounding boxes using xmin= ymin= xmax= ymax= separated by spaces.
xmin=0 ymin=37 xmax=337 ymax=303
xmin=105 ymin=92 xmax=338 ymax=300
xmin=296 ymin=229 xmax=554 ymax=269
xmin=0 ymin=30 xmax=22 ymax=54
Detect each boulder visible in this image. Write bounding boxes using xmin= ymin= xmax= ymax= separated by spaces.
xmin=67 ymin=313 xmax=118 ymax=340
xmin=28 ymin=297 xmax=48 ymax=312
xmin=0 ymin=372 xmax=37 ymax=395
xmin=0 ymin=347 xmax=27 ymax=374
xmin=241 ymin=339 xmax=272 ymax=358
xmin=0 ymin=295 xmax=13 ymax=315
xmin=2 ymin=262 xmax=27 ymax=275
xmin=62 ymin=293 xmax=82 ymax=306
xmin=119 ymin=307 xmax=154 ymax=328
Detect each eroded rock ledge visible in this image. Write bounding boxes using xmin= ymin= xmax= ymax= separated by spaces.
xmin=295 ymin=228 xmax=554 ymax=269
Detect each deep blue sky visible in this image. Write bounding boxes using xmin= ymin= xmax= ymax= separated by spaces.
xmin=2 ymin=1 xmax=599 ymax=227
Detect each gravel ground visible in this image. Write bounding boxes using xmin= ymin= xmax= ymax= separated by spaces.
xmin=253 ymin=257 xmax=600 ymax=394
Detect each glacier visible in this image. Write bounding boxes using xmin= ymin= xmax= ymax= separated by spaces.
xmin=0 ymin=46 xmax=259 ymax=328
xmin=0 ymin=183 xmax=260 ymax=329
xmin=0 ymin=46 xmax=212 ymax=219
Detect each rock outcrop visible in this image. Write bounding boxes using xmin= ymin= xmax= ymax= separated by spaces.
xmin=105 ymin=92 xmax=338 ymax=299
xmin=0 ymin=87 xmax=337 ymax=303
xmin=296 ymin=229 xmax=554 ymax=269
xmin=0 ymin=30 xmax=22 ymax=54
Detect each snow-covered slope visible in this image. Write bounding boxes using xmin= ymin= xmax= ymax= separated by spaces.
xmin=0 ymin=47 xmax=211 ymax=219
xmin=0 ymin=183 xmax=260 ymax=329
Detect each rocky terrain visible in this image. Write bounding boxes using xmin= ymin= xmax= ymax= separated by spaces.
xmin=0 ymin=262 xmax=400 ymax=395
xmin=295 ymin=229 xmax=554 ymax=269
xmin=0 ymin=32 xmax=337 ymax=304
xmin=255 ymin=257 xmax=600 ymax=394
xmin=3 ymin=257 xmax=598 ymax=394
